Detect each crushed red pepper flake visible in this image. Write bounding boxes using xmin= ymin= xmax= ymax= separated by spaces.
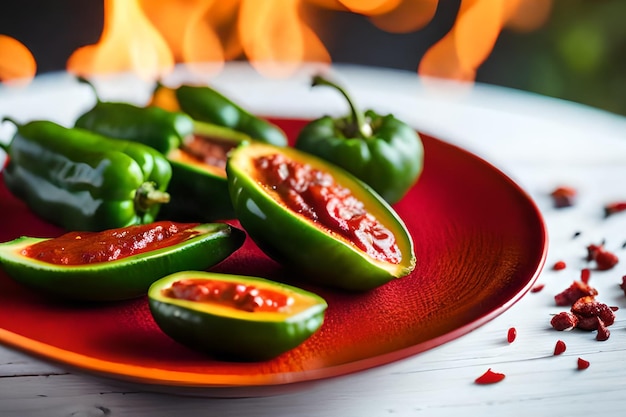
xmin=577 ymin=358 xmax=590 ymax=370
xmin=507 ymin=327 xmax=517 ymax=343
xmin=604 ymin=201 xmax=626 ymax=218
xmin=586 ymin=242 xmax=619 ymax=270
xmin=551 ymin=295 xmax=616 ymax=340
xmin=595 ymin=250 xmax=619 ymax=270
xmin=474 ymin=368 xmax=506 ymax=385
xmin=552 ymin=260 xmax=567 ymax=271
xmin=550 ymin=186 xmax=577 ymax=208
xmin=580 ymin=268 xmax=591 ymax=284
xmin=554 ymin=281 xmax=598 ymax=306
xmin=596 ymin=319 xmax=611 ymax=341
xmin=571 ymin=296 xmax=615 ymax=328
xmin=530 ymin=283 xmax=545 ymax=293
xmin=620 ymin=276 xmax=626 ymax=296
xmin=550 ymin=312 xmax=578 ymax=331
xmin=553 ymin=340 xmax=566 ymax=355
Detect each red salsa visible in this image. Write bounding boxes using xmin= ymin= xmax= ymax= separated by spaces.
xmin=254 ymin=153 xmax=401 ymax=264
xmin=180 ymin=134 xmax=236 ymax=174
xmin=23 ymin=221 xmax=200 ymax=265
xmin=163 ymin=278 xmax=294 ymax=313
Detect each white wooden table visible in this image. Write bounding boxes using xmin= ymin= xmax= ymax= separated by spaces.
xmin=2 ymin=64 xmax=626 ymax=417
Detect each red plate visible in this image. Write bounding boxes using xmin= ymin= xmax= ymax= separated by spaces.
xmin=0 ymin=119 xmax=547 ymax=393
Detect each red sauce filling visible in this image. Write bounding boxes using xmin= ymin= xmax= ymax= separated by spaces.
xmin=23 ymin=221 xmax=200 ymax=265
xmin=254 ymin=153 xmax=401 ymax=264
xmin=163 ymin=278 xmax=294 ymax=312
xmin=181 ymin=134 xmax=236 ymax=173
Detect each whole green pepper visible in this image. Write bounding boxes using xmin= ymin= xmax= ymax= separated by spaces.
xmin=295 ymin=75 xmax=424 ymax=204
xmin=75 ymin=78 xmax=251 ymax=221
xmin=151 ymin=82 xmax=287 ymax=147
xmin=1 ymin=118 xmax=171 ymax=231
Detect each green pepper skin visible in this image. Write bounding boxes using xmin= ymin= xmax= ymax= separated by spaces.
xmin=227 ymin=142 xmax=416 ymax=292
xmin=2 ymin=120 xmax=171 ymax=231
xmin=0 ymin=223 xmax=245 ymax=301
xmin=148 ymin=271 xmax=327 ymax=361
xmin=295 ymin=75 xmax=424 ymax=204
xmin=174 ymin=84 xmax=288 ymax=147
xmin=75 ymin=100 xmax=195 ymax=155
xmin=75 ymin=95 xmax=252 ymax=221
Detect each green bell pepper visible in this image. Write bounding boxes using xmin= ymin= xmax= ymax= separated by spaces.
xmin=149 ymin=271 xmax=327 ymax=361
xmin=75 ymin=77 xmax=252 ymax=221
xmin=0 ymin=221 xmax=245 ymax=301
xmin=151 ymin=82 xmax=287 ymax=147
xmin=1 ymin=118 xmax=171 ymax=232
xmin=295 ymin=75 xmax=424 ymax=204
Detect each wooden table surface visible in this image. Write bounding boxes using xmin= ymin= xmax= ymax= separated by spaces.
xmin=1 ymin=64 xmax=626 ymax=417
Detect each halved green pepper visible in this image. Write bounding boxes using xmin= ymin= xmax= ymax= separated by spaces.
xmin=0 ymin=221 xmax=245 ymax=301
xmin=74 ymin=77 xmax=252 ymax=221
xmin=1 ymin=118 xmax=171 ymax=232
xmin=227 ymin=142 xmax=416 ymax=291
xmin=151 ymin=82 xmax=287 ymax=147
xmin=295 ymin=75 xmax=424 ymax=204
xmin=148 ymin=271 xmax=327 ymax=361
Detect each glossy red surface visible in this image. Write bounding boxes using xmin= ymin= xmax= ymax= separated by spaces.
xmin=0 ymin=119 xmax=547 ymax=390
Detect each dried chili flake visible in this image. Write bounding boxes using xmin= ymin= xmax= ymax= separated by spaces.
xmin=550 ymin=311 xmax=578 ymax=331
xmin=580 ymin=268 xmax=591 ymax=284
xmin=571 ymin=296 xmax=615 ymax=328
xmin=550 ymin=186 xmax=577 ymax=208
xmin=530 ymin=283 xmax=545 ymax=293
xmin=577 ymin=358 xmax=590 ymax=370
xmin=474 ymin=368 xmax=506 ymax=385
xmin=586 ymin=242 xmax=619 ymax=270
xmin=620 ymin=276 xmax=626 ymax=296
xmin=554 ymin=281 xmax=598 ymax=306
xmin=507 ymin=327 xmax=517 ymax=343
xmin=595 ymin=249 xmax=619 ymax=270
xmin=586 ymin=243 xmax=603 ymax=262
xmin=552 ymin=260 xmax=567 ymax=271
xmin=604 ymin=202 xmax=626 ymax=218
xmin=596 ymin=319 xmax=611 ymax=341
xmin=553 ymin=340 xmax=566 ymax=355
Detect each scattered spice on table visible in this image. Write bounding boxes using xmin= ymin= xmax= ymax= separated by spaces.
xmin=553 ymin=340 xmax=566 ymax=355
xmin=531 ymin=283 xmax=545 ymax=293
xmin=475 ymin=368 xmax=506 ymax=385
xmin=586 ymin=242 xmax=619 ymax=270
xmin=550 ymin=186 xmax=577 ymax=208
xmin=554 ymin=280 xmax=598 ymax=306
xmin=552 ymin=260 xmax=567 ymax=271
xmin=507 ymin=327 xmax=517 ymax=343
xmin=577 ymin=358 xmax=590 ymax=370
xmin=580 ymin=268 xmax=591 ymax=284
xmin=604 ymin=201 xmax=626 ymax=218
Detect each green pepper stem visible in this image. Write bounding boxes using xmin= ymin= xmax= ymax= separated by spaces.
xmin=76 ymin=76 xmax=102 ymax=103
xmin=312 ymin=74 xmax=369 ymax=138
xmin=134 ymin=182 xmax=170 ymax=213
xmin=0 ymin=117 xmax=19 ymax=153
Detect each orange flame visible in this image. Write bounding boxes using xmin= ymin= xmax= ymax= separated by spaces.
xmin=418 ymin=0 xmax=551 ymax=81
xmin=67 ymin=0 xmax=174 ymax=80
xmin=0 ymin=35 xmax=36 ymax=84
xmin=239 ymin=0 xmax=330 ymax=78
xmin=0 ymin=0 xmax=552 ymax=85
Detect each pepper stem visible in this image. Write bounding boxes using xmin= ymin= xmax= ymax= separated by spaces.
xmin=134 ymin=182 xmax=170 ymax=213
xmin=0 ymin=117 xmax=19 ymax=153
xmin=312 ymin=74 xmax=369 ymax=138
xmin=76 ymin=76 xmax=102 ymax=103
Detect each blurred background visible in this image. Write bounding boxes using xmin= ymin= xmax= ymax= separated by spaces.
xmin=1 ymin=0 xmax=625 ymax=116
